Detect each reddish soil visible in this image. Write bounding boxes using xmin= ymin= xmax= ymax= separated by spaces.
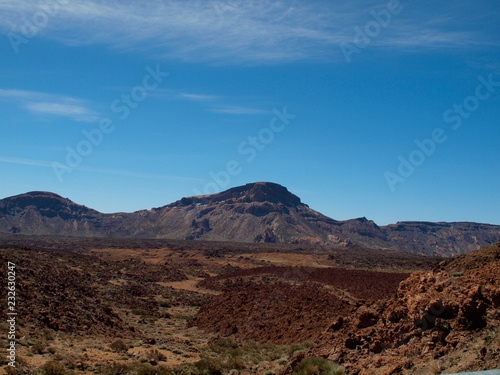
xmin=199 ymin=266 xmax=410 ymax=301
xmin=190 ymin=281 xmax=352 ymax=344
xmin=189 ymin=266 xmax=410 ymax=344
xmin=190 ymin=245 xmax=500 ymax=374
xmin=0 ymin=247 xmax=197 ymax=337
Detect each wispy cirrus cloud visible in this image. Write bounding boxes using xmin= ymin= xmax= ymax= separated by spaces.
xmin=159 ymin=89 xmax=267 ymax=115
xmin=179 ymin=92 xmax=267 ymax=115
xmin=25 ymin=102 xmax=99 ymax=122
xmin=0 ymin=0 xmax=498 ymax=64
xmin=178 ymin=93 xmax=220 ymax=102
xmin=0 ymin=89 xmax=99 ymax=122
xmin=0 ymin=155 xmax=201 ymax=182
xmin=208 ymin=105 xmax=269 ymax=115
xmin=0 ymin=156 xmax=53 ymax=168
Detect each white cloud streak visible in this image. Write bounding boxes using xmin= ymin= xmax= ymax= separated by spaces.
xmin=178 ymin=93 xmax=220 ymax=102
xmin=0 ymin=89 xmax=99 ymax=122
xmin=209 ymin=105 xmax=269 ymax=115
xmin=25 ymin=102 xmax=99 ymax=122
xmin=0 ymin=156 xmax=53 ymax=168
xmin=0 ymin=155 xmax=202 ymax=182
xmin=161 ymin=89 xmax=266 ymax=115
xmin=0 ymin=0 xmax=497 ymax=64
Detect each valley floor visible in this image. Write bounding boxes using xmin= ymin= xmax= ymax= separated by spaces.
xmin=0 ymin=236 xmax=498 ymax=375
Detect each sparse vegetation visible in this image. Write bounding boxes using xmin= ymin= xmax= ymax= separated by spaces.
xmin=31 ymin=342 xmax=46 ymax=354
xmin=41 ymin=360 xmax=74 ymax=375
xmin=194 ymin=357 xmax=223 ymax=375
xmin=159 ymin=300 xmax=172 ymax=308
xmin=1 ymin=238 xmax=499 ymax=374
xmin=148 ymin=349 xmax=167 ymax=362
xmin=169 ymin=339 xmax=315 ymax=375
xmin=132 ymin=307 xmax=151 ymax=316
xmin=42 ymin=330 xmax=55 ymax=341
xmin=47 ymin=346 xmax=57 ymax=354
xmin=429 ymin=360 xmax=444 ymax=374
xmin=102 ymin=362 xmax=171 ymax=375
xmin=291 ymin=357 xmax=344 ymax=375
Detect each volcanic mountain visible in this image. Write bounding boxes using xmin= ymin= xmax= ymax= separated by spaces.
xmin=137 ymin=182 xmax=390 ymax=247
xmin=0 ymin=191 xmax=103 ymax=236
xmin=0 ymin=182 xmax=499 ymax=256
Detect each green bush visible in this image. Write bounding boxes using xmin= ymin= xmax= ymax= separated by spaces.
xmin=42 ymin=330 xmax=55 ymax=341
xmin=159 ymin=301 xmax=172 ymax=308
xmin=102 ymin=363 xmax=132 ymax=375
xmin=209 ymin=337 xmax=239 ymax=353
xmin=5 ymin=367 xmax=25 ymax=375
xmin=173 ymin=340 xmax=319 ymax=375
xmin=102 ymin=362 xmax=171 ymax=375
xmin=132 ymin=307 xmax=150 ymax=316
xmin=148 ymin=349 xmax=167 ymax=362
xmin=195 ymin=357 xmax=223 ymax=375
xmin=5 ymin=357 xmax=27 ymax=375
xmin=41 ymin=360 xmax=74 ymax=375
xmin=136 ymin=363 xmax=158 ymax=375
xmin=47 ymin=347 xmax=57 ymax=354
xmin=109 ymin=339 xmax=129 ymax=353
xmin=291 ymin=357 xmax=344 ymax=375
xmin=226 ymin=356 xmax=246 ymax=370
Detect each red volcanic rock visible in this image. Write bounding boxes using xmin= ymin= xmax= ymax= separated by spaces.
xmin=190 ymin=266 xmax=409 ymax=345
xmin=191 ymin=243 xmax=500 ymax=373
xmin=318 ymin=242 xmax=500 ymax=373
xmin=322 ymin=317 xmax=344 ymax=333
xmin=189 ymin=280 xmax=353 ymax=344
xmin=355 ymin=306 xmax=380 ymax=329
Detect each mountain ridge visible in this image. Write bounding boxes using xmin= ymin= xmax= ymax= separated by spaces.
xmin=162 ymin=182 xmax=303 ymax=208
xmin=1 ymin=182 xmax=499 ymax=256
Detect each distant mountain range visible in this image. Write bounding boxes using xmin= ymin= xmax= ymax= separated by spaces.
xmin=1 ymin=182 xmax=499 ymax=256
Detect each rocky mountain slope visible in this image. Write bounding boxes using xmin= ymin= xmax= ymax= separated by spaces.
xmin=189 ymin=243 xmax=500 ymax=374
xmin=0 ymin=182 xmax=499 ymax=256
xmin=0 ymin=191 xmax=103 ymax=236
xmin=138 ymin=182 xmax=391 ymax=248
xmin=314 ymin=241 xmax=500 ymax=374
xmin=383 ymin=221 xmax=500 ymax=256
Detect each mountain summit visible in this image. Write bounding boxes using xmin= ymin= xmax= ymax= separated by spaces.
xmin=191 ymin=182 xmax=302 ymax=206
xmin=0 ymin=191 xmax=98 ymax=218
xmin=149 ymin=182 xmax=326 ymax=242
xmin=0 ymin=191 xmax=101 ymax=235
xmin=0 ymin=183 xmax=499 ymax=256
xmin=164 ymin=182 xmax=302 ymax=213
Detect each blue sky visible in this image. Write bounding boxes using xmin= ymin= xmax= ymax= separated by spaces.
xmin=0 ymin=0 xmax=499 ymax=226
